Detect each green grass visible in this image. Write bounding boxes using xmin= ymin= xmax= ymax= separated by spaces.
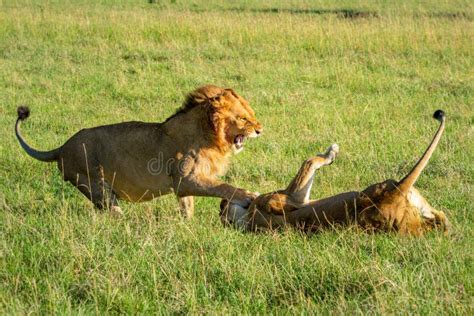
xmin=0 ymin=0 xmax=473 ymax=313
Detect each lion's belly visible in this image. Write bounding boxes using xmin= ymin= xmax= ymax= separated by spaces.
xmin=104 ymin=166 xmax=174 ymax=202
xmin=115 ymin=185 xmax=173 ymax=202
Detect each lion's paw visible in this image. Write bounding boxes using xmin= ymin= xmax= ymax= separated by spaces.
xmin=318 ymin=143 xmax=339 ymax=165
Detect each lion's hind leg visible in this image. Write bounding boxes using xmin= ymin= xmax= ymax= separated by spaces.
xmin=408 ymin=188 xmax=450 ymax=233
xmin=285 ymin=144 xmax=339 ymax=204
xmin=69 ymin=172 xmax=121 ymax=214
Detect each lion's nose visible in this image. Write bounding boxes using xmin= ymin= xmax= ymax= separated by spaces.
xmin=255 ymin=128 xmax=263 ymax=135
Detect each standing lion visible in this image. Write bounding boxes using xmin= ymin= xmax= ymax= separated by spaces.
xmin=15 ymin=85 xmax=262 ymax=217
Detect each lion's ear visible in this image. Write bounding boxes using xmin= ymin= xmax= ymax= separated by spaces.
xmin=224 ymin=88 xmax=239 ymax=99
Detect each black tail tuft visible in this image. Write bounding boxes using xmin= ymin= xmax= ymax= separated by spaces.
xmin=433 ymin=109 xmax=445 ymax=122
xmin=17 ymin=106 xmax=30 ymax=121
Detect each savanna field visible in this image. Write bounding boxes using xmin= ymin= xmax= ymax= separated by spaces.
xmin=0 ymin=0 xmax=473 ymax=313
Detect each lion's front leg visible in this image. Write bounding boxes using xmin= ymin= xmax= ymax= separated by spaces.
xmin=177 ymin=196 xmax=194 ymax=218
xmin=174 ymin=177 xmax=256 ymax=207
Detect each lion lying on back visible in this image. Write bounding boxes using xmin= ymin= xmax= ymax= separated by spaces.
xmin=16 ymin=85 xmax=262 ymax=217
xmin=220 ymin=110 xmax=449 ymax=236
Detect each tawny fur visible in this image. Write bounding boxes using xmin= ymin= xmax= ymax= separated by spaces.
xmin=15 ymin=85 xmax=262 ymax=217
xmin=221 ymin=111 xmax=449 ymax=236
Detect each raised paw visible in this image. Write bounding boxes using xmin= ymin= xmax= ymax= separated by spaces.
xmin=318 ymin=143 xmax=339 ymax=165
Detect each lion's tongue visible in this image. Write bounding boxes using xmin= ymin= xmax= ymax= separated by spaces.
xmin=234 ymin=135 xmax=244 ymax=149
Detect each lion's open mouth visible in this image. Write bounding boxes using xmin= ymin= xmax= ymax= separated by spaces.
xmin=234 ymin=135 xmax=246 ymax=149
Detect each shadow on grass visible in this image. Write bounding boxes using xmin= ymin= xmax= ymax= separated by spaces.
xmin=185 ymin=7 xmax=377 ymax=19
xmin=214 ymin=8 xmax=472 ymax=21
xmin=226 ymin=8 xmax=379 ymax=19
xmin=424 ymin=11 xmax=472 ymax=20
xmin=149 ymin=2 xmax=473 ymax=21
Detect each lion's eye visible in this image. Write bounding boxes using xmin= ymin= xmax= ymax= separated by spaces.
xmin=239 ymin=117 xmax=247 ymax=122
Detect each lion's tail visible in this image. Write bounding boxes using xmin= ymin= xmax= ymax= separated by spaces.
xmin=397 ymin=110 xmax=446 ymax=193
xmin=15 ymin=106 xmax=60 ymax=162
